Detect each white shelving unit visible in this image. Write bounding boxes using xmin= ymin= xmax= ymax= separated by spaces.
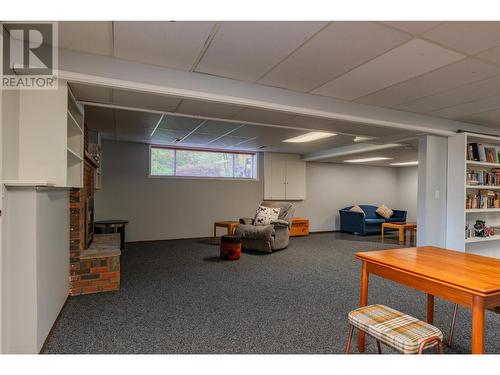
xmin=66 ymin=86 xmax=84 ymax=188
xmin=447 ymin=132 xmax=500 ymax=258
xmin=2 ymin=81 xmax=84 ymax=188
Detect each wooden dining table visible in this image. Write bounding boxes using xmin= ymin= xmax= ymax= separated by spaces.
xmin=355 ymin=246 xmax=500 ymax=354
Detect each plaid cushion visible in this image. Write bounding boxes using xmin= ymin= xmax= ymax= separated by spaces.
xmin=348 ymin=304 xmax=443 ymax=354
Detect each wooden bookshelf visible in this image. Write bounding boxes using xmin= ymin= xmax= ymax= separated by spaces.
xmin=447 ymin=132 xmax=500 ymax=258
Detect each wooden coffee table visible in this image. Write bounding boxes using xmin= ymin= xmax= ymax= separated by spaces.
xmin=381 ymin=222 xmax=416 ymax=243
xmin=213 ymin=221 xmax=239 ymax=237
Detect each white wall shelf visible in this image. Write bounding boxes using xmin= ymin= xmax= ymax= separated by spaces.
xmin=465 ymin=235 xmax=500 ymax=243
xmin=466 ymin=185 xmax=500 ymax=190
xmin=447 ymin=132 xmax=500 ymax=258
xmin=2 ymin=81 xmax=84 ymax=188
xmin=67 ymin=147 xmax=83 ymax=161
xmin=66 ymin=85 xmax=84 ymax=188
xmin=466 ymin=208 xmax=500 ymax=213
xmin=466 ymin=160 xmax=500 ymax=168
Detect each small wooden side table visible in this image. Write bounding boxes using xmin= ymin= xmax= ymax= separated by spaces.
xmin=381 ymin=222 xmax=416 ymax=243
xmin=290 ymin=217 xmax=310 ymax=237
xmin=213 ymin=221 xmax=239 ymax=237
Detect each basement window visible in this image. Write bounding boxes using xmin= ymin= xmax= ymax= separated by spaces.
xmin=149 ymin=146 xmax=257 ymax=180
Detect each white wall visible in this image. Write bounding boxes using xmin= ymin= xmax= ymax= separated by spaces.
xmin=96 ymin=140 xmax=418 ymax=240
xmin=396 ymin=166 xmax=418 ymax=222
xmin=95 ymin=141 xmax=264 ymax=242
xmin=294 ymin=162 xmax=403 ymax=232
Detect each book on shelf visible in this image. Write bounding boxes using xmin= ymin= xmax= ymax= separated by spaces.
xmin=467 ymin=143 xmax=480 ymax=161
xmin=466 ymin=142 xmax=500 ymax=163
xmin=466 ymin=169 xmax=500 ymax=186
xmin=478 ymin=144 xmax=487 ymax=162
xmin=466 ymin=190 xmax=499 ymax=209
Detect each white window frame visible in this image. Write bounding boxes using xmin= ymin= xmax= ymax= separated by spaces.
xmin=148 ymin=145 xmax=259 ymax=181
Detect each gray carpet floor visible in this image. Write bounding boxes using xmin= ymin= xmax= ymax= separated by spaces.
xmin=43 ymin=232 xmax=500 ymax=354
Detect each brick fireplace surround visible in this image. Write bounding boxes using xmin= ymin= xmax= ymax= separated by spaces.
xmin=69 ymin=127 xmax=120 ymax=296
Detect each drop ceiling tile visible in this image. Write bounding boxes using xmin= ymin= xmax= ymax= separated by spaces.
xmin=209 ymin=135 xmax=250 ymax=148
xmin=160 ymin=116 xmax=204 ymax=132
xmin=114 ymin=109 xmax=162 ymax=129
xmin=198 ymin=120 xmax=240 ymax=135
xmin=429 ymin=95 xmax=500 ymax=119
xmin=152 ymin=128 xmax=191 ymax=144
xmin=113 ymin=89 xmax=181 ymax=112
xmin=312 ymin=39 xmax=464 ymax=100
xmin=232 ymin=108 xmax=294 ymax=124
xmin=258 ymin=22 xmax=412 ymax=92
xmin=181 ymin=133 xmax=219 ymax=145
xmin=458 ymin=108 xmax=500 ymax=128
xmin=59 ymin=22 xmax=112 ymax=56
xmin=231 ymin=125 xmax=302 ymax=140
xmin=357 ymin=58 xmax=500 ymax=107
xmin=84 ymin=106 xmax=116 ymax=135
xmin=395 ymin=75 xmax=500 ymax=113
xmin=477 ymin=46 xmax=500 ymax=65
xmin=422 ymin=21 xmax=500 ymax=55
xmin=176 ymin=99 xmax=244 ymax=119
xmin=69 ymin=83 xmax=113 ymax=103
xmin=116 ymin=129 xmax=153 ymax=143
xmin=195 ymin=21 xmax=327 ymax=82
xmin=113 ymin=21 xmax=215 ymax=70
xmin=380 ymin=21 xmax=442 ymax=35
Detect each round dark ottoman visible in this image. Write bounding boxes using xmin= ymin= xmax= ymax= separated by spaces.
xmin=220 ymin=235 xmax=242 ymax=260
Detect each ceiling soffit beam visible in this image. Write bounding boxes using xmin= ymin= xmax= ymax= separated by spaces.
xmin=302 ymin=143 xmax=405 ymax=162
xmin=55 ymin=46 xmax=497 ymax=137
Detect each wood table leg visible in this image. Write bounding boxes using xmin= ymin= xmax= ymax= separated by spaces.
xmin=398 ymin=227 xmax=405 ymax=242
xmin=427 ymin=294 xmax=434 ymax=324
xmin=214 ymin=224 xmax=217 ymax=238
xmin=381 ymin=225 xmax=385 ymax=241
xmin=358 ymin=261 xmax=369 ymax=353
xmin=471 ymin=295 xmax=485 ymax=354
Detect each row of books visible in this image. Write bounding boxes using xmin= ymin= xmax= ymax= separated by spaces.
xmin=467 ymin=143 xmax=500 ymax=163
xmin=466 ymin=190 xmax=499 ymax=209
xmin=466 ymin=168 xmax=500 ymax=186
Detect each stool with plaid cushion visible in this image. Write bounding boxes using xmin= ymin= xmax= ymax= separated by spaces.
xmin=345 ymin=304 xmax=444 ymax=354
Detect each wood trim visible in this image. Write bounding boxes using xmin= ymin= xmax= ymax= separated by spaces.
xmin=39 ymin=295 xmax=70 ymax=354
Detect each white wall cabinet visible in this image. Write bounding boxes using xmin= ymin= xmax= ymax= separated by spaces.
xmin=264 ymin=153 xmax=306 ymax=200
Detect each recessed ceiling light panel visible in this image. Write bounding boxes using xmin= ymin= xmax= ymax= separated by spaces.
xmin=283 ymin=132 xmax=335 ymax=143
xmin=344 ymin=157 xmax=392 ymax=163
xmin=389 ymin=161 xmax=419 ymax=166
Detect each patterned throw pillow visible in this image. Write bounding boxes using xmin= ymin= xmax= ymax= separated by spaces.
xmin=254 ymin=205 xmax=281 ymax=226
xmin=376 ymin=204 xmax=393 ymax=219
xmin=350 ymin=205 xmax=364 ymax=214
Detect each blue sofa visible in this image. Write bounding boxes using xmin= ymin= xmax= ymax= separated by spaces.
xmin=339 ymin=205 xmax=407 ymax=236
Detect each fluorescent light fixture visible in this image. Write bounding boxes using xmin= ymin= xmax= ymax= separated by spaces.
xmin=353 ymin=136 xmax=376 ymax=142
xmin=390 ymin=161 xmax=419 ymax=166
xmin=344 ymin=157 xmax=392 ymax=163
xmin=283 ymin=132 xmax=335 ymax=143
